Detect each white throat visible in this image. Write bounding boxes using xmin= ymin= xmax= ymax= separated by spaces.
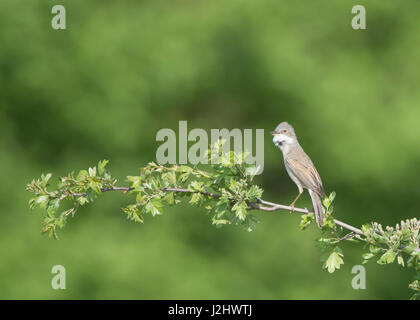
xmin=272 ymin=134 xmax=295 ymax=153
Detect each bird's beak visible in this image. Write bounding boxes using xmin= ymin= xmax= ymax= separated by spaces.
xmin=270 ymin=131 xmax=278 ymax=136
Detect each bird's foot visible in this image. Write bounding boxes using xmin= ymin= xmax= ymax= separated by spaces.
xmin=289 ymin=203 xmax=295 ymax=213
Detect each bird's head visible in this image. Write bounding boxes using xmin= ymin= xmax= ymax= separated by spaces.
xmin=271 ymin=122 xmax=297 ymax=149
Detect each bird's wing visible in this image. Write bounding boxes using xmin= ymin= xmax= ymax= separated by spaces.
xmin=285 ymin=156 xmax=325 ymax=197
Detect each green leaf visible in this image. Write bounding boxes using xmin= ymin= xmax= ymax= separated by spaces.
xmin=189 ymin=181 xmax=204 ymax=192
xmin=145 ymin=199 xmax=162 ymax=216
xmin=377 ymin=249 xmax=397 ymax=265
xmin=89 ymin=181 xmax=102 ymax=194
xmin=163 ymin=192 xmax=175 ymax=205
xmin=56 ymin=216 xmax=66 ymax=229
xmin=136 ymin=192 xmax=143 ymax=203
xmin=362 ymin=252 xmax=375 ymax=264
xmin=98 ymin=159 xmax=109 ymax=176
xmin=41 ymin=173 xmax=53 ymax=186
xmin=123 ymin=204 xmax=144 ymax=223
xmin=163 ymin=171 xmax=177 ymax=186
xmin=300 ymin=212 xmax=314 ymax=230
xmin=369 ymin=245 xmax=382 ymax=254
xmin=246 ymin=215 xmax=258 ymax=232
xmin=179 ymin=165 xmax=193 ymax=173
xmin=88 ymin=166 xmax=97 ymax=177
xmin=189 ymin=193 xmax=202 ymax=205
xmin=76 ymin=170 xmax=88 ymax=181
xmin=323 ymin=250 xmax=344 ymax=273
xmin=35 ymin=195 xmax=49 ymax=209
xmin=77 ymin=197 xmax=88 ymax=205
xmin=409 ymin=280 xmax=420 ymax=292
xmin=362 ymin=253 xmax=375 ymax=260
xmin=409 ymin=293 xmax=420 ymax=300
xmin=214 ymin=200 xmax=228 ymax=216
xmin=401 ymin=244 xmax=419 ymax=255
xmin=86 ymin=188 xmax=97 ymax=202
xmin=232 ymin=201 xmax=247 ymax=221
xmin=247 ymin=185 xmax=263 ymax=200
xmin=316 ymin=237 xmax=337 ymax=251
xmin=361 ymin=224 xmax=372 ymax=235
xmin=127 ymin=176 xmax=142 ymax=189
xmin=212 ymin=218 xmax=231 ymax=226
xmin=46 ymin=198 xmax=60 ymax=217
xmin=397 ymin=255 xmax=405 ymax=267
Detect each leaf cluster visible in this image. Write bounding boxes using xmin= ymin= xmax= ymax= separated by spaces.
xmin=26 ymin=160 xmax=116 ymax=238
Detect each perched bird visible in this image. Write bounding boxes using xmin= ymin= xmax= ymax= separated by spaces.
xmin=271 ymin=122 xmax=326 ymax=228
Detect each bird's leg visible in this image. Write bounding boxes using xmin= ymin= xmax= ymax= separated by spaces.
xmin=289 ymin=191 xmax=303 ymax=213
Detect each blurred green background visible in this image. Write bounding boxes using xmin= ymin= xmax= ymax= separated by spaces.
xmin=1 ymin=0 xmax=419 ymax=299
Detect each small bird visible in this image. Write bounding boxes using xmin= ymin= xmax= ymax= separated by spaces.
xmin=271 ymin=122 xmax=326 ymax=228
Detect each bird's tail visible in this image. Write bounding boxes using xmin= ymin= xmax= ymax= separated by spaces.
xmin=309 ymin=190 xmax=325 ymax=228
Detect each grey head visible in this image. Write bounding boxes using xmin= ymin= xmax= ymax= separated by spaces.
xmin=270 ymin=122 xmax=299 ymax=150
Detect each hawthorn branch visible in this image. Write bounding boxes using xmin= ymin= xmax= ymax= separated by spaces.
xmin=83 ymin=186 xmax=420 ymax=252
xmin=70 ymin=186 xmax=363 ymax=236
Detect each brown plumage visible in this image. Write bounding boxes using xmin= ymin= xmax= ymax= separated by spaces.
xmin=271 ymin=122 xmax=325 ymax=228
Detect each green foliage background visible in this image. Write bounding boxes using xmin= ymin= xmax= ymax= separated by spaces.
xmin=1 ymin=0 xmax=420 ymax=299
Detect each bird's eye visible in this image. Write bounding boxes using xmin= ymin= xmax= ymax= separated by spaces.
xmin=282 ymin=129 xmax=287 ymax=133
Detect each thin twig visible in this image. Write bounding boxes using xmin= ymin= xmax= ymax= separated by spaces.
xmin=339 ymin=232 xmax=356 ymax=241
